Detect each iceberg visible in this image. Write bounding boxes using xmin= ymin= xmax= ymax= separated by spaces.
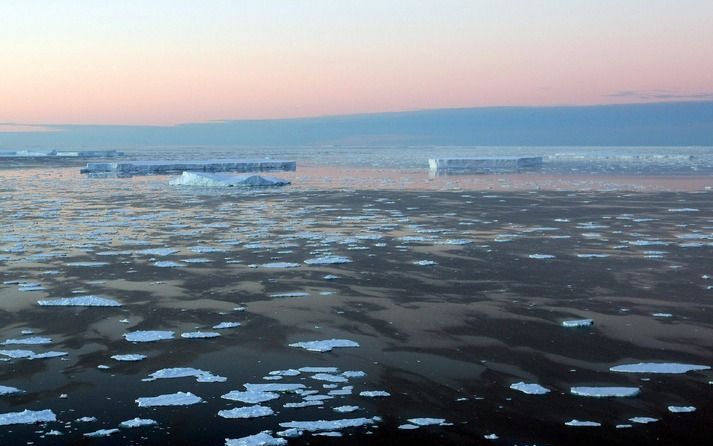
xmin=82 ymin=159 xmax=296 ymax=175
xmin=169 ymin=172 xmax=291 ymax=187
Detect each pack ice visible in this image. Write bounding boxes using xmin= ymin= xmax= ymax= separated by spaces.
xmin=169 ymin=172 xmax=290 ymax=187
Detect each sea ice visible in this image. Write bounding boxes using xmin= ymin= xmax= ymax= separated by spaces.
xmin=84 ymin=429 xmax=119 ymax=437
xmin=0 ymin=409 xmax=56 ymax=426
xmin=333 ymin=406 xmax=360 ymax=413
xmin=145 ymin=367 xmax=226 ymax=383
xmin=136 ymin=248 xmax=178 ymax=256
xmin=222 ymin=390 xmax=280 ymax=404
xmin=304 ymin=256 xmax=352 ymax=265
xmin=529 ymin=254 xmax=555 ymax=259
xmin=610 ymin=363 xmax=711 ymax=374
xmin=278 ymin=417 xmax=379 ymax=432
xmin=152 ymin=261 xmax=184 ymax=268
xmin=181 ymin=331 xmax=221 ymax=339
xmin=630 ymin=417 xmax=658 ymax=424
xmin=359 ymin=390 xmax=390 ymax=397
xmin=311 ymin=373 xmax=348 ymax=383
xmin=561 ymin=319 xmax=593 ymax=328
xmin=0 ymin=350 xmax=67 ymax=360
xmin=38 ymin=295 xmax=121 ymax=307
xmin=225 ymin=431 xmax=287 ymax=446
xmin=213 ymin=322 xmax=241 ymax=329
xmin=413 ymin=260 xmax=437 ymax=266
xmin=565 ymin=419 xmax=601 ymax=427
xmin=2 ymin=336 xmax=52 ymax=345
xmin=111 ymin=354 xmax=147 ymax=362
xmin=219 ymin=405 xmax=275 ymax=419
xmin=124 ymin=330 xmax=175 ymax=342
xmin=288 ymin=339 xmax=360 ymax=352
xmin=0 ymin=385 xmax=23 ymax=395
xmin=136 ymin=391 xmax=203 ymax=407
xmin=169 ymin=172 xmax=290 ymax=188
xmin=119 ymin=417 xmax=158 ymax=428
xmin=244 ymin=383 xmax=306 ymax=393
xmin=668 ymin=406 xmax=696 ymax=413
xmin=408 ymin=418 xmax=447 ymax=426
xmin=510 ymin=382 xmax=550 ymax=395
xmin=570 ymin=386 xmax=640 ymax=397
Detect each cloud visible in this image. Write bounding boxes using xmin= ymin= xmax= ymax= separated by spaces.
xmin=606 ymin=90 xmax=713 ymax=100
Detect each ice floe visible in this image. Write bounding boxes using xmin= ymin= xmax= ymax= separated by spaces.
xmin=119 ymin=417 xmax=158 ymax=428
xmin=222 ymin=390 xmax=280 ymax=404
xmin=38 ymin=295 xmax=121 ymax=307
xmin=219 ymin=405 xmax=275 ymax=419
xmin=136 ymin=391 xmax=203 ymax=407
xmin=610 ymin=363 xmax=710 ymax=374
xmin=2 ymin=336 xmax=52 ymax=345
xmin=181 ymin=331 xmax=220 ymax=339
xmin=0 ymin=349 xmax=67 ymax=360
xmin=668 ymin=406 xmax=696 ymax=413
xmin=111 ymin=354 xmax=147 ymax=362
xmin=84 ymin=428 xmax=119 ymax=437
xmin=630 ymin=417 xmax=658 ymax=424
xmin=288 ymin=339 xmax=360 ymax=352
xmin=124 ymin=330 xmax=175 ymax=342
xmin=145 ymin=367 xmax=226 ymax=383
xmin=510 ymin=382 xmax=550 ymax=395
xmin=565 ymin=419 xmax=601 ymax=427
xmin=169 ymin=172 xmax=290 ymax=188
xmin=213 ymin=322 xmax=241 ymax=329
xmin=333 ymin=405 xmax=360 ymax=413
xmin=529 ymin=254 xmax=555 ymax=259
xmin=304 ymin=256 xmax=352 ymax=265
xmin=0 ymin=385 xmax=23 ymax=395
xmin=359 ymin=390 xmax=390 ymax=397
xmin=570 ymin=386 xmax=640 ymax=397
xmin=0 ymin=409 xmax=56 ymax=426
xmin=561 ymin=319 xmax=593 ymax=328
xmin=278 ymin=416 xmax=379 ymax=432
xmin=225 ymin=431 xmax=287 ymax=446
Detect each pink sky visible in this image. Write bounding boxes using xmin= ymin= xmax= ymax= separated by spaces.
xmin=2 ymin=1 xmax=712 ymax=125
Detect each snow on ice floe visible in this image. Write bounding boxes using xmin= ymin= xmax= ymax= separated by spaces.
xmin=136 ymin=391 xmax=203 ymax=407
xmin=406 ymin=418 xmax=447 ymax=427
xmin=288 ymin=339 xmax=359 ymax=352
xmin=284 ymin=400 xmax=324 ymax=408
xmin=298 ymin=367 xmax=338 ymax=373
xmin=38 ymin=295 xmax=121 ymax=307
xmin=576 ymin=253 xmax=610 ymax=258
xmin=111 ymin=354 xmax=147 ymax=362
xmin=213 ymin=322 xmax=241 ymax=329
xmin=219 ymin=405 xmax=275 ymax=419
xmin=279 ymin=417 xmax=379 ymax=432
xmin=222 ymin=390 xmax=280 ymax=404
xmin=124 ymin=330 xmax=175 ymax=342
xmin=570 ymin=386 xmax=640 ymax=398
xmin=561 ymin=319 xmax=593 ymax=328
xmin=119 ymin=417 xmax=157 ymax=428
xmin=225 ymin=431 xmax=287 ymax=446
xmin=529 ymin=254 xmax=555 ymax=259
xmin=565 ymin=419 xmax=601 ymax=427
xmin=84 ymin=428 xmax=119 ymax=437
xmin=2 ymin=336 xmax=52 ymax=345
xmin=359 ymin=390 xmax=390 ymax=398
xmin=610 ymin=363 xmax=711 ymax=374
xmin=0 ymin=349 xmax=67 ymax=360
xmin=181 ymin=331 xmax=220 ymax=339
xmin=0 ymin=385 xmax=23 ymax=395
xmin=0 ymin=409 xmax=56 ymax=426
xmin=304 ymin=256 xmax=352 ymax=265
xmin=145 ymin=367 xmax=226 ymax=383
xmin=510 ymin=382 xmax=550 ymax=395
xmin=668 ymin=406 xmax=696 ymax=413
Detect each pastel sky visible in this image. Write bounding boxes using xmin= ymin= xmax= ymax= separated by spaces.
xmin=2 ymin=0 xmax=713 ymax=125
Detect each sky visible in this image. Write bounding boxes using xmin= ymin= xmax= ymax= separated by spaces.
xmin=2 ymin=0 xmax=713 ymax=126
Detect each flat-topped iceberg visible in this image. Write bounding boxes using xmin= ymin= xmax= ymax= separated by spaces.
xmin=570 ymin=386 xmax=640 ymax=397
xmin=38 ymin=295 xmax=121 ymax=307
xmin=136 ymin=391 xmax=203 ymax=407
xmin=169 ymin=172 xmax=290 ymax=188
xmin=0 ymin=409 xmax=56 ymax=426
xmin=610 ymin=363 xmax=710 ymax=374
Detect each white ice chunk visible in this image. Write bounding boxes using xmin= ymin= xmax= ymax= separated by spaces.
xmin=135 ymin=248 xmax=178 ymax=256
xmin=333 ymin=406 xmax=360 ymax=413
xmin=311 ymin=373 xmax=348 ymax=383
xmin=0 ymin=349 xmax=67 ymax=360
xmin=629 ymin=417 xmax=658 ymax=424
xmin=84 ymin=428 xmax=119 ymax=437
xmin=38 ymin=295 xmax=121 ymax=307
xmin=610 ymin=363 xmax=710 ymax=374
xmin=565 ymin=419 xmax=601 ymax=427
xmin=359 ymin=390 xmax=390 ymax=398
xmin=529 ymin=254 xmax=555 ymax=259
xmin=304 ymin=256 xmax=352 ymax=265
xmin=257 ymin=262 xmax=301 ymax=268
xmin=278 ymin=417 xmax=379 ymax=432
xmin=408 ymin=418 xmax=446 ymax=426
xmin=561 ymin=319 xmax=593 ymax=328
xmin=225 ymin=431 xmax=287 ymax=446
xmin=124 ymin=330 xmax=175 ymax=342
xmin=136 ymin=391 xmax=203 ymax=407
xmin=668 ymin=406 xmax=696 ymax=413
xmin=111 ymin=354 xmax=147 ymax=362
xmin=222 ymin=390 xmax=280 ymax=404
xmin=152 ymin=261 xmax=184 ymax=268
xmin=244 ymin=383 xmax=306 ymax=393
xmin=213 ymin=322 xmax=241 ymax=329
xmin=170 ymin=172 xmax=290 ymax=188
xmin=510 ymin=382 xmax=550 ymax=395
xmin=2 ymin=336 xmax=52 ymax=345
xmin=0 ymin=409 xmax=56 ymax=426
xmin=219 ymin=405 xmax=275 ymax=419
xmin=119 ymin=417 xmax=158 ymax=428
xmin=570 ymin=386 xmax=640 ymax=397
xmin=181 ymin=331 xmax=220 ymax=339
xmin=289 ymin=339 xmax=359 ymax=352
xmin=145 ymin=367 xmax=226 ymax=383
xmin=298 ymin=367 xmax=338 ymax=373
xmin=0 ymin=385 xmax=23 ymax=395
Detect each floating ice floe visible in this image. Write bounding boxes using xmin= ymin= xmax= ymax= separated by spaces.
xmin=288 ymin=339 xmax=360 ymax=352
xmin=256 ymin=262 xmax=301 ymax=268
xmin=136 ymin=391 xmax=203 ymax=407
xmin=333 ymin=406 xmax=360 ymax=413
xmin=124 ymin=330 xmax=175 ymax=342
xmin=565 ymin=419 xmax=601 ymax=427
xmin=0 ymin=385 xmax=23 ymax=395
xmin=0 ymin=349 xmax=67 ymax=360
xmin=145 ymin=367 xmax=226 ymax=383
xmin=668 ymin=406 xmax=696 ymax=413
xmin=181 ymin=331 xmax=220 ymax=339
xmin=84 ymin=428 xmax=119 ymax=437
xmin=630 ymin=417 xmax=658 ymax=424
xmin=135 ymin=248 xmax=178 ymax=256
xmin=38 ymin=295 xmax=121 ymax=307
xmin=304 ymin=256 xmax=352 ymax=265
xmin=529 ymin=254 xmax=555 ymax=259
xmin=610 ymin=363 xmax=711 ymax=374
xmin=0 ymin=409 xmax=56 ymax=426
xmin=359 ymin=390 xmax=390 ymax=398
xmin=225 ymin=431 xmax=287 ymax=446
xmin=111 ymin=354 xmax=147 ymax=362
xmin=219 ymin=405 xmax=275 ymax=419
xmin=119 ymin=417 xmax=158 ymax=428
xmin=66 ymin=262 xmax=109 ymax=267
xmin=667 ymin=208 xmax=699 ymax=212
xmin=271 ymin=292 xmax=309 ymax=298
xmin=213 ymin=322 xmax=241 ymax=329
xmin=413 ymin=260 xmax=437 ymax=266
xmin=510 ymin=382 xmax=550 ymax=395
xmin=2 ymin=336 xmax=52 ymax=345
xmin=152 ymin=261 xmax=185 ymax=268
xmin=311 ymin=373 xmax=348 ymax=383
xmin=407 ymin=418 xmax=447 ymax=427
xmin=284 ymin=400 xmax=324 ymax=408
xmin=278 ymin=416 xmax=379 ymax=432
xmin=244 ymin=383 xmax=306 ymax=393
xmin=222 ymin=390 xmax=280 ymax=404
xmin=169 ymin=172 xmax=290 ymax=188
xmin=576 ymin=253 xmax=610 ymax=258
xmin=561 ymin=319 xmax=593 ymax=328
xmin=570 ymin=386 xmax=640 ymax=398
xmin=484 ymin=433 xmax=499 ymax=440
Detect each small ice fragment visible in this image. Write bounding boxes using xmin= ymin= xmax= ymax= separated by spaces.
xmin=561 ymin=319 xmax=593 ymax=328
xmin=119 ymin=417 xmax=158 ymax=428
xmin=268 ymin=369 xmax=301 ymax=377
xmin=84 ymin=428 xmax=119 ymax=437
xmin=529 ymin=254 xmax=555 ymax=259
xmin=0 ymin=349 xmax=67 ymax=360
xmin=334 ymin=406 xmax=360 ymax=413
xmin=413 ymin=260 xmax=437 ymax=266
xmin=652 ymin=313 xmax=673 ymax=318
xmin=570 ymin=386 xmax=640 ymax=398
xmin=398 ymin=424 xmax=419 ymax=430
xmin=610 ymin=363 xmax=711 ymax=374
xmin=484 ymin=433 xmax=499 ymax=440
xmin=0 ymin=385 xmax=23 ymax=395
xmin=298 ymin=367 xmax=338 ymax=373
xmin=259 ymin=262 xmax=301 ymax=268
xmin=408 ymin=418 xmax=446 ymax=426
xmin=152 ymin=261 xmax=184 ymax=268
xmin=629 ymin=417 xmax=658 ymax=424
xmin=136 ymin=248 xmax=178 ymax=256
xmin=2 ymin=336 xmax=52 ymax=345
xmin=111 ymin=354 xmax=146 ymax=362
xmin=311 ymin=373 xmax=348 ymax=383
xmin=181 ymin=331 xmax=220 ymax=339
xmin=225 ymin=431 xmax=287 ymax=446
xmin=213 ymin=322 xmax=241 ymax=329
xmin=271 ymin=292 xmax=309 ymax=298
xmin=145 ymin=367 xmax=226 ymax=383
xmin=124 ymin=330 xmax=175 ymax=342
xmin=76 ymin=416 xmax=97 ymax=422
xmin=341 ymin=370 xmax=366 ymax=378
xmin=0 ymin=409 xmax=56 ymax=426
xmin=304 ymin=256 xmax=352 ymax=265
xmin=565 ymin=419 xmax=601 ymax=427
xmin=38 ymin=296 xmax=121 ymax=307
xmin=244 ymin=383 xmax=306 ymax=393
xmin=278 ymin=417 xmax=378 ymax=432
xmin=284 ymin=400 xmax=323 ymax=408
xmin=136 ymin=391 xmax=203 ymax=407
xmin=359 ymin=390 xmax=390 ymax=398
xmin=219 ymin=405 xmax=275 ymax=419
xmin=510 ymin=382 xmax=550 ymax=395
xmin=323 ymin=275 xmax=340 ymax=280
xmin=668 ymin=406 xmax=696 ymax=413
xmin=289 ymin=339 xmax=359 ymax=352
xmin=222 ymin=390 xmax=280 ymax=404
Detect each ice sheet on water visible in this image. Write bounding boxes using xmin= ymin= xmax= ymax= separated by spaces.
xmin=136 ymin=391 xmax=203 ymax=407
xmin=570 ymin=386 xmax=640 ymax=397
xmin=630 ymin=417 xmax=658 ymax=424
xmin=0 ymin=349 xmax=67 ymax=360
xmin=311 ymin=373 xmax=348 ymax=383
xmin=271 ymin=292 xmax=310 ymax=298
xmin=0 ymin=409 xmax=56 ymax=426
xmin=244 ymin=383 xmax=306 ymax=393
xmin=213 ymin=322 xmax=241 ymax=329
xmin=359 ymin=390 xmax=390 ymax=397
xmin=408 ymin=418 xmax=447 ymax=426
xmin=334 ymin=406 xmax=360 ymax=413
xmin=225 ymin=431 xmax=287 ymax=446
xmin=298 ymin=367 xmax=338 ymax=373
xmin=284 ymin=400 xmax=324 ymax=408
xmin=289 ymin=339 xmax=359 ymax=352
xmin=169 ymin=172 xmax=290 ymax=188
xmin=2 ymin=336 xmax=52 ymax=345
xmin=529 ymin=254 xmax=555 ymax=259
xmin=254 ymin=262 xmax=301 ymax=268
xmin=304 ymin=256 xmax=352 ymax=265
xmin=38 ymin=295 xmax=121 ymax=307
xmin=565 ymin=419 xmax=601 ymax=427
xmin=111 ymin=354 xmax=146 ymax=362
xmin=152 ymin=261 xmax=185 ymax=268
xmin=84 ymin=429 xmax=119 ymax=437
xmin=222 ymin=390 xmax=280 ymax=404
xmin=562 ymin=319 xmax=593 ymax=328
xmin=413 ymin=260 xmax=437 ymax=266
xmin=279 ymin=417 xmax=379 ymax=432
xmin=219 ymin=405 xmax=275 ymax=419
xmin=268 ymin=369 xmax=301 ymax=377
xmin=510 ymin=382 xmax=550 ymax=395
xmin=124 ymin=330 xmax=175 ymax=342
xmin=119 ymin=417 xmax=157 ymax=428
xmin=181 ymin=331 xmax=220 ymax=339
xmin=66 ymin=262 xmax=109 ymax=267
xmin=145 ymin=367 xmax=226 ymax=383
xmin=135 ymin=248 xmax=178 ymax=256
xmin=0 ymin=385 xmax=23 ymax=395
xmin=610 ymin=363 xmax=711 ymax=374
xmin=668 ymin=406 xmax=696 ymax=413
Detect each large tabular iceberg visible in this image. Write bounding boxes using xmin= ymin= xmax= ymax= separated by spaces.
xmin=169 ymin=172 xmax=290 ymax=188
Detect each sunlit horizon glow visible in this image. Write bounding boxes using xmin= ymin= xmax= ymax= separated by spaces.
xmin=3 ymin=0 xmax=713 ymax=126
